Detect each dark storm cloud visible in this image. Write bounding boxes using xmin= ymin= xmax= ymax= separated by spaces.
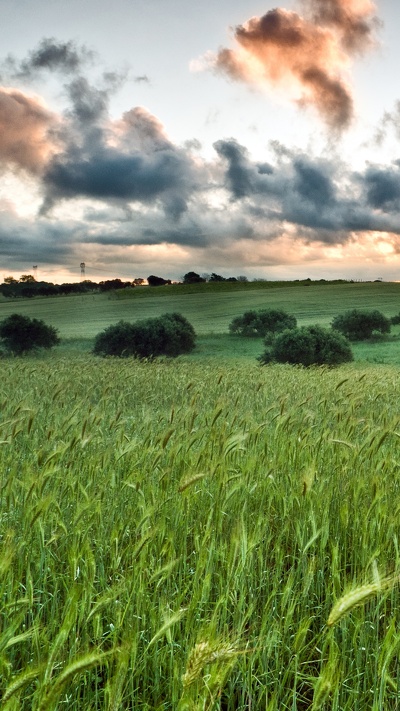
xmin=363 ymin=165 xmax=400 ymax=210
xmin=293 ymin=158 xmax=336 ymax=206
xmin=213 ymin=138 xmax=276 ymax=199
xmin=213 ymin=139 xmax=400 ymax=239
xmin=43 ymin=148 xmax=192 ymax=206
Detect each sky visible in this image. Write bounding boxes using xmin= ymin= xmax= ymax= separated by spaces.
xmin=1 ymin=0 xmax=400 ymax=283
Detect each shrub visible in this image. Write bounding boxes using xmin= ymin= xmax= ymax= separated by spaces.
xmin=391 ymin=313 xmax=400 ymax=325
xmin=229 ymin=309 xmax=297 ymax=339
xmin=259 ymin=325 xmax=353 ymax=366
xmin=93 ymin=312 xmax=196 ymax=358
xmin=0 ymin=314 xmax=60 ymax=355
xmin=331 ymin=309 xmax=391 ymax=340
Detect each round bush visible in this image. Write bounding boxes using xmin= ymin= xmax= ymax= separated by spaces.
xmin=259 ymin=325 xmax=353 ymax=366
xmin=331 ymin=309 xmax=391 ymax=340
xmin=93 ymin=312 xmax=196 ymax=358
xmin=229 ymin=309 xmax=297 ymax=338
xmin=0 ymin=313 xmax=60 ymax=355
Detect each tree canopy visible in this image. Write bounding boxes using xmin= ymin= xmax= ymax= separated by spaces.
xmin=331 ymin=309 xmax=391 ymax=340
xmin=229 ymin=309 xmax=297 ymax=339
xmin=0 ymin=314 xmax=60 ymax=355
xmin=93 ymin=312 xmax=196 ymax=358
xmin=259 ymin=325 xmax=353 ymax=366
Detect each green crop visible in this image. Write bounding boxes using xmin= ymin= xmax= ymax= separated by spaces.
xmin=0 ymin=355 xmax=400 ymax=708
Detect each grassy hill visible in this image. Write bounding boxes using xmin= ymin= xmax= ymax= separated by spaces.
xmin=0 ymin=280 xmax=399 ymax=363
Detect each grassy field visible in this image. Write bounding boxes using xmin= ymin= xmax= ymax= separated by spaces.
xmin=1 ymin=283 xmax=400 ymax=708
xmin=1 ymin=280 xmax=400 ymax=364
xmin=1 ymin=356 xmax=400 ymax=709
xmin=0 ymin=280 xmax=399 ymax=338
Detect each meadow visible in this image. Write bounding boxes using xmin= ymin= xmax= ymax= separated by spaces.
xmin=1 ymin=282 xmax=400 ymax=709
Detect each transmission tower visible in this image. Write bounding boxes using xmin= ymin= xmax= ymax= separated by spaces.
xmin=33 ymin=265 xmax=38 ymax=280
xmin=80 ymin=262 xmax=86 ymax=279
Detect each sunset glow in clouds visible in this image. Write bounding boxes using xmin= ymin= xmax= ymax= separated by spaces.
xmin=213 ymin=0 xmax=378 ymax=129
xmin=0 ymin=0 xmax=400 ymax=282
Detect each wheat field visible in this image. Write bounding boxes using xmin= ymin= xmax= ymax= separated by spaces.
xmin=0 ymin=354 xmax=400 ymax=709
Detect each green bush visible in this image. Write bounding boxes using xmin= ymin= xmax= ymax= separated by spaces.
xmin=331 ymin=309 xmax=391 ymax=340
xmin=93 ymin=312 xmax=196 ymax=358
xmin=0 ymin=313 xmax=60 ymax=355
xmin=259 ymin=325 xmax=353 ymax=366
xmin=229 ymin=309 xmax=297 ymax=339
xmin=391 ymin=313 xmax=400 ymax=325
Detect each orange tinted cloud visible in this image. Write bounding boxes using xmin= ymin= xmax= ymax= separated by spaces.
xmin=303 ymin=0 xmax=378 ymax=52
xmin=0 ymin=88 xmax=59 ymax=173
xmin=213 ymin=0 xmax=378 ymax=129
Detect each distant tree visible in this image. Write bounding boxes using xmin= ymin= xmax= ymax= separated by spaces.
xmin=0 ymin=314 xmax=60 ymax=355
xmin=20 ymin=287 xmax=36 ymax=298
xmin=259 ymin=325 xmax=353 ymax=366
xmin=236 ymin=276 xmax=248 ymax=282
xmin=36 ymin=283 xmax=60 ymax=296
xmin=133 ymin=278 xmax=145 ymax=286
xmin=391 ymin=313 xmax=400 ymax=325
xmin=93 ymin=313 xmax=196 ymax=358
xmin=3 ymin=276 xmax=18 ymax=285
xmin=209 ymin=273 xmax=226 ymax=282
xmin=331 ymin=309 xmax=391 ymax=340
xmin=226 ymin=277 xmax=238 ymax=282
xmin=229 ymin=309 xmax=297 ymax=339
xmin=99 ymin=279 xmax=131 ymax=292
xmin=147 ymin=275 xmax=171 ymax=287
xmin=19 ymin=274 xmax=36 ymax=283
xmin=183 ymin=272 xmax=206 ymax=284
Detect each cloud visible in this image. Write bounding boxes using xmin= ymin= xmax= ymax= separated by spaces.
xmin=43 ymin=148 xmax=194 ymax=208
xmin=302 ymin=0 xmax=379 ymax=53
xmin=113 ymin=106 xmax=170 ymax=151
xmin=3 ymin=35 xmax=400 ymax=283
xmin=213 ymin=139 xmax=400 ymax=238
xmin=134 ymin=75 xmax=150 ymax=84
xmin=0 ymin=39 xmax=199 ymax=218
xmin=40 ymin=102 xmax=201 ymax=217
xmin=208 ymin=0 xmax=378 ymax=129
xmin=6 ymin=38 xmax=94 ymax=78
xmin=0 ymin=88 xmax=60 ymax=173
xmin=363 ymin=164 xmax=400 ymax=210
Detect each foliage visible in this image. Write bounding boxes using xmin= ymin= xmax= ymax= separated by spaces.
xmin=147 ymin=274 xmax=171 ymax=286
xmin=229 ymin=308 xmax=297 ymax=338
xmin=98 ymin=278 xmax=132 ymax=291
xmin=93 ymin=312 xmax=196 ymax=358
xmin=183 ymin=271 xmax=206 ymax=284
xmin=259 ymin=324 xmax=353 ymax=366
xmin=331 ymin=309 xmax=391 ymax=340
xmin=390 ymin=312 xmax=400 ymax=325
xmin=0 ymin=313 xmax=60 ymax=354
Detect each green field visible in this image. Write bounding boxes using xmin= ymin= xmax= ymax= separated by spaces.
xmin=2 ymin=283 xmax=400 ymax=709
xmin=1 ymin=280 xmax=400 ymax=363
